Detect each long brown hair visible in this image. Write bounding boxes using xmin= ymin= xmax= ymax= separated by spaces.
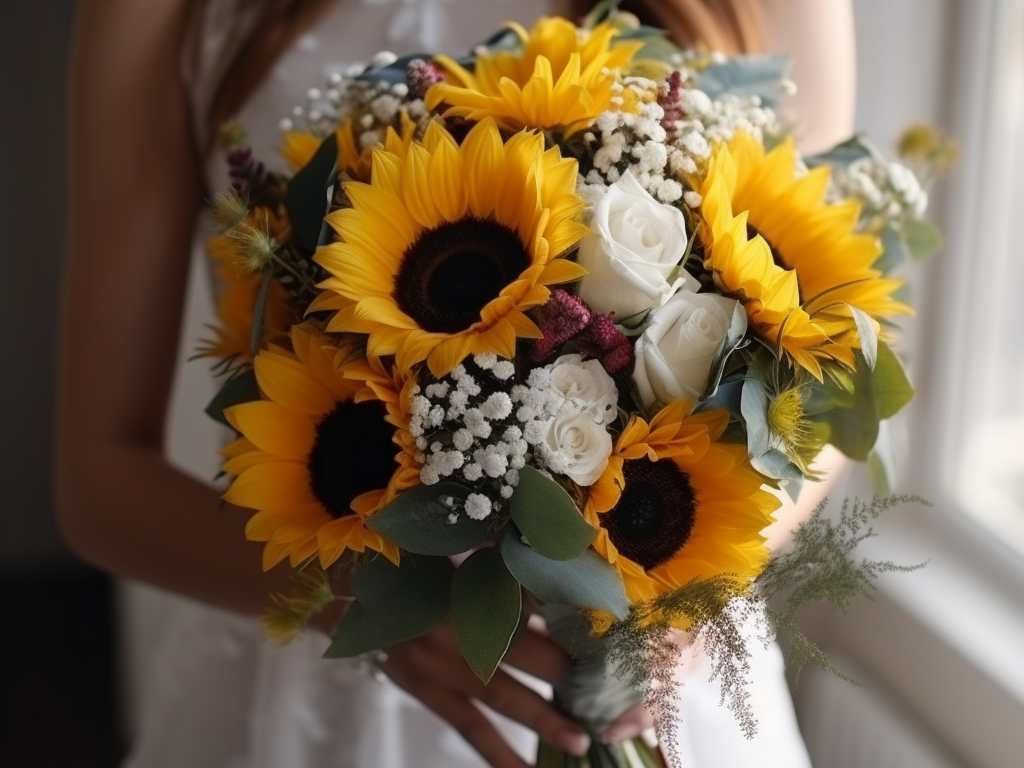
xmin=191 ymin=0 xmax=763 ymax=151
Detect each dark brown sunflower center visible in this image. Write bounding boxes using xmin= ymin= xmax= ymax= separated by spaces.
xmin=308 ymin=401 xmax=395 ymax=519
xmin=393 ymin=217 xmax=530 ymax=334
xmin=747 ymin=222 xmax=802 ymax=302
xmin=604 ymin=458 xmax=697 ymax=571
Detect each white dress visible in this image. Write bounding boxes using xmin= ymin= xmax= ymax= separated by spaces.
xmin=124 ymin=1 xmax=814 ymax=766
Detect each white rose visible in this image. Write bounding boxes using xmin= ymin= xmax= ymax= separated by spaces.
xmin=576 ymin=170 xmax=693 ymax=319
xmin=546 ymin=354 xmax=618 ymax=425
xmin=537 ymin=410 xmax=613 ymax=487
xmin=633 ymin=291 xmax=739 ymax=410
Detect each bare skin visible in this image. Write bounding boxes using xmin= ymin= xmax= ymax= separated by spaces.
xmin=55 ymin=2 xmax=855 ymax=767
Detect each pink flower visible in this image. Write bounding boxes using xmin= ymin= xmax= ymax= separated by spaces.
xmin=581 ymin=313 xmax=633 ymax=374
xmin=531 ymin=290 xmax=591 ymax=363
xmin=659 ymin=70 xmax=686 ymax=138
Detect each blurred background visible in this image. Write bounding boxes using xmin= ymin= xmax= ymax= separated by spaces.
xmin=3 ymin=0 xmax=1022 ymax=766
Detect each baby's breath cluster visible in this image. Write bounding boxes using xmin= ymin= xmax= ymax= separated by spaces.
xmin=579 ymin=78 xmax=683 ymax=204
xmin=408 ymin=354 xmax=525 ymax=520
xmin=828 ymin=155 xmax=928 ymax=231
xmin=281 ymin=53 xmax=431 ymax=143
xmin=667 ymin=88 xmax=779 ymax=180
xmin=577 ymin=71 xmax=779 ymax=208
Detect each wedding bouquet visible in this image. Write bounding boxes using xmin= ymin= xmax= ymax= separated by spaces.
xmin=199 ymin=6 xmax=947 ymax=766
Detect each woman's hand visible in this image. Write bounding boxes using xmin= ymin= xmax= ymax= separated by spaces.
xmin=378 ymin=619 xmax=591 ymax=768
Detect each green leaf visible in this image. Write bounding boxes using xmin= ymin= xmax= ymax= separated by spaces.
xmin=325 ymin=555 xmax=453 ymax=658
xmin=696 ymin=378 xmax=743 ymax=416
xmin=903 ymin=217 xmax=944 ymax=261
xmin=820 ymin=363 xmax=878 ymax=462
xmin=450 ymin=547 xmax=522 ymax=683
xmin=805 ymin=134 xmax=873 ymax=170
xmin=353 ymin=52 xmax=431 ymax=84
xmin=204 ymin=368 xmax=260 ymax=427
xmin=818 ymin=343 xmax=912 ymax=461
xmin=706 ymin=301 xmax=749 ymax=398
xmin=286 ymin=133 xmax=337 ymax=254
xmin=872 ymin=341 xmax=915 ymax=419
xmin=750 ymin=448 xmax=805 ymax=482
xmin=739 ymin=376 xmax=771 ymax=457
xmin=876 ymin=224 xmax=910 ymax=274
xmin=507 ymin=466 xmax=595 ymax=561
xmin=499 ymin=532 xmax=629 ymax=620
xmin=848 ymin=305 xmax=878 ymax=370
xmin=249 ymin=273 xmax=272 ymax=357
xmin=694 ymin=54 xmax=791 ymax=107
xmin=367 ymin=482 xmax=491 ymax=556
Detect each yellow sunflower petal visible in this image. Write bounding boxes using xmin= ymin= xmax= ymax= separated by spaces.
xmin=314 ymin=118 xmax=587 ymax=377
xmin=697 ymin=132 xmax=907 ymax=377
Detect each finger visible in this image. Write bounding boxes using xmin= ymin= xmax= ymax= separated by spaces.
xmin=390 ymin=630 xmax=590 ymax=757
xmin=502 ymin=627 xmax=571 ymax=682
xmin=601 ymin=701 xmax=654 ymax=744
xmin=471 ymin=666 xmax=591 ymax=757
xmin=395 ymin=667 xmax=533 ymax=768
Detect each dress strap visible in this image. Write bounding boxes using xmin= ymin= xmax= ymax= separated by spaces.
xmin=180 ymin=0 xmax=270 ymax=152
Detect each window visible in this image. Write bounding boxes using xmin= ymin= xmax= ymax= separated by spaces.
xmin=903 ymin=0 xmax=1024 ymax=555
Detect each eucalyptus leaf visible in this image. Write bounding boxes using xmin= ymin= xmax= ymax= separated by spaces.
xmin=848 ymin=305 xmax=878 ymax=370
xmin=499 ymin=533 xmax=629 ymax=619
xmin=875 ymin=224 xmax=910 ymax=274
xmin=694 ymin=54 xmax=791 ymax=107
xmin=750 ymin=448 xmax=805 ymax=482
xmin=286 ymin=133 xmax=338 ymax=254
xmin=205 ymin=368 xmax=260 ymax=427
xmin=903 ymin=217 xmax=943 ymax=261
xmin=872 ymin=342 xmax=914 ymax=420
xmin=249 ymin=273 xmax=272 ymax=357
xmin=367 ymin=482 xmax=490 ymax=556
xmin=695 ymin=378 xmax=743 ymax=416
xmin=474 ymin=25 xmax=521 ymax=53
xmin=801 ymin=377 xmax=839 ymax=416
xmin=354 ymin=52 xmax=431 ymax=84
xmin=739 ymin=376 xmax=771 ymax=457
xmin=805 ymin=134 xmax=873 ymax=170
xmin=782 ymin=476 xmax=804 ymax=504
xmin=325 ymin=555 xmax=453 ymax=657
xmin=450 ymin=547 xmax=522 ymax=683
xmin=582 ymin=0 xmax=620 ymax=28
xmin=508 ymin=466 xmax=595 ymax=561
xmin=705 ymin=301 xmax=748 ymax=398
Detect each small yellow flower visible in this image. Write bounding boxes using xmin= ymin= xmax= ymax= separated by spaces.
xmin=197 ymin=207 xmax=295 ymax=364
xmin=425 ymin=16 xmax=643 ymax=134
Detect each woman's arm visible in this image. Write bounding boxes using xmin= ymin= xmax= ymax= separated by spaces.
xmin=56 ymin=4 xmax=599 ymax=766
xmin=56 ymin=0 xmax=287 ymax=612
xmin=757 ymin=0 xmax=857 ymax=153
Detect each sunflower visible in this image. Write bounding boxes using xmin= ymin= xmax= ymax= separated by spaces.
xmin=697 ymin=132 xmax=912 ymax=380
xmin=222 ymin=323 xmax=417 ymax=570
xmin=312 ymin=118 xmax=590 ymax=377
xmin=584 ymin=401 xmax=778 ymax=627
xmin=424 ymin=16 xmax=643 ymax=134
xmin=282 ymin=112 xmax=417 ymax=182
